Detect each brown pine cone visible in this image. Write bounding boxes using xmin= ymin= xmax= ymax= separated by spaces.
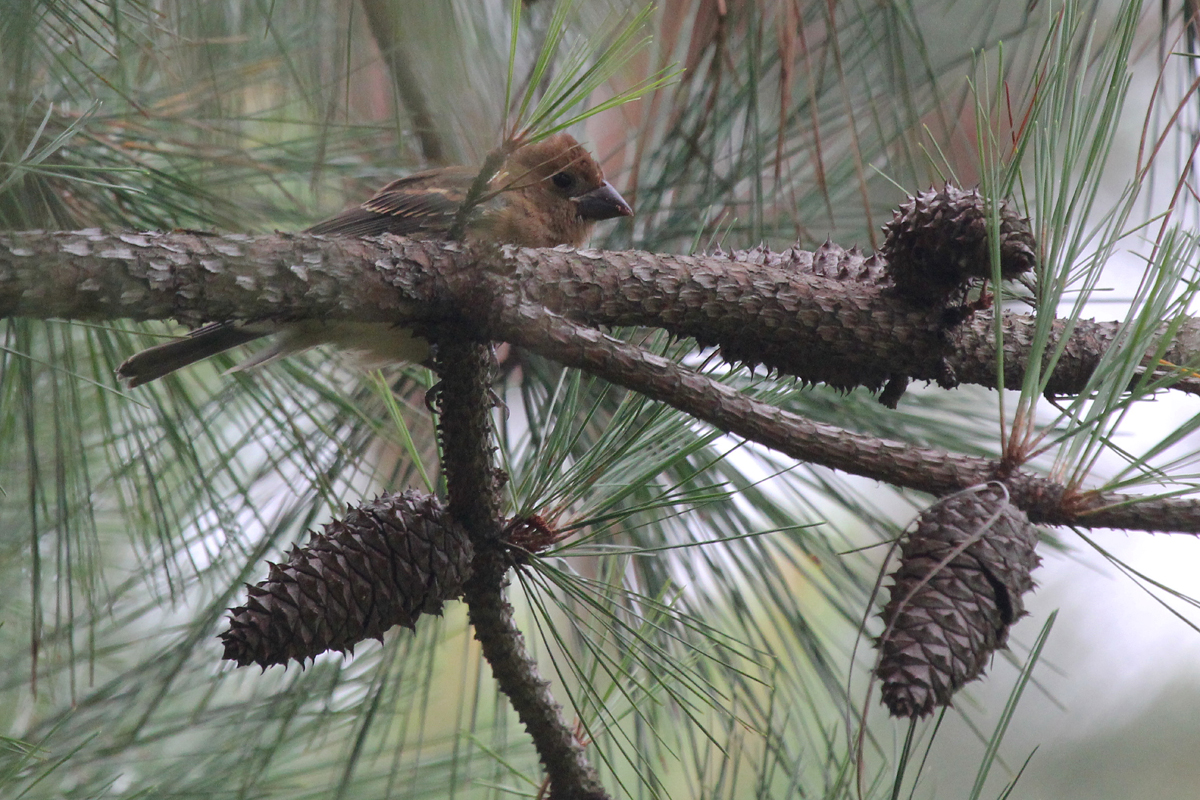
xmin=881 ymin=184 xmax=1036 ymax=306
xmin=220 ymin=490 xmax=471 ymax=668
xmin=875 ymin=483 xmax=1041 ymax=717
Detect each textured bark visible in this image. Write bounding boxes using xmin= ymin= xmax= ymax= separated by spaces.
xmin=4 ymin=229 xmax=1200 ymax=534
xmin=433 ymin=336 xmax=608 ymax=800
xmin=462 ymin=549 xmax=609 ymax=800
xmin=491 ymin=297 xmax=1200 ymax=533
xmin=0 ymin=230 xmax=452 ymax=328
xmin=2 ymin=229 xmax=1196 ymax=397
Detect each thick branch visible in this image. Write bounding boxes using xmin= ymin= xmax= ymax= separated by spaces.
xmin=507 ymin=243 xmax=1200 ymax=396
xmin=492 ymin=298 xmax=1200 ymax=534
xmin=3 ymin=230 xmax=1197 ymax=398
xmin=0 ymin=230 xmax=446 ymax=328
xmin=4 ymin=229 xmax=1200 ymax=532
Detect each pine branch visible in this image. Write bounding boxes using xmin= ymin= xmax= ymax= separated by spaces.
xmin=433 ymin=333 xmax=608 ymax=800
xmin=493 ymin=296 xmax=1200 ymax=532
xmin=3 ymin=229 xmax=1197 ymax=397
xmin=3 ymin=229 xmax=1200 ymax=533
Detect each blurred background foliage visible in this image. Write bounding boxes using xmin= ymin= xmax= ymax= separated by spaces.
xmin=1 ymin=0 xmax=1199 ymax=798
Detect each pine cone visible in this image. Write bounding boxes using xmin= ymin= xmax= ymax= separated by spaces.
xmin=875 ymin=484 xmax=1041 ymax=717
xmin=881 ymin=185 xmax=1036 ymax=306
xmin=220 ymin=491 xmax=472 ymax=668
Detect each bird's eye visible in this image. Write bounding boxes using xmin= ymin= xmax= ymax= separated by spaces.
xmin=551 ymin=172 xmax=574 ymax=190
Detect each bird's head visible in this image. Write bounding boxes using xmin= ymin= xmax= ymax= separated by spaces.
xmin=491 ymin=133 xmax=633 ymax=248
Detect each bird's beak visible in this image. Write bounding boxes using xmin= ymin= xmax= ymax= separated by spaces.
xmin=573 ymin=181 xmax=633 ymax=221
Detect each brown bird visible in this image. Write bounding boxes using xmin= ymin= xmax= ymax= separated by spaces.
xmin=117 ymin=133 xmax=632 ymax=387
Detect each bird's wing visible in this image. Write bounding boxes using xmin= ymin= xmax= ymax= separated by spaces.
xmin=304 ymin=168 xmax=476 ymax=237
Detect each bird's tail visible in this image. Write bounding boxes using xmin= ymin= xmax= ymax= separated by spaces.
xmin=117 ymin=323 xmax=268 ymax=387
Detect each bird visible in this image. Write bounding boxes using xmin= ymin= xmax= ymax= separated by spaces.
xmin=117 ymin=133 xmax=633 ymax=387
